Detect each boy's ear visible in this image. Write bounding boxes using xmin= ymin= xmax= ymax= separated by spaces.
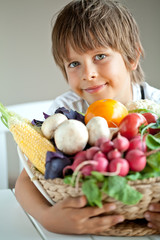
xmin=131 ymin=50 xmax=141 ymax=70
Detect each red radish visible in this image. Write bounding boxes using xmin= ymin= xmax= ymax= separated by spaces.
xmin=93 ymin=151 xmax=106 ymax=160
xmin=100 ymin=140 xmax=114 ymax=154
xmin=128 ymin=135 xmax=147 ymax=152
xmin=95 ymin=137 xmax=110 ymax=147
xmin=142 ymin=112 xmax=158 ymax=123
xmin=108 ymin=158 xmax=129 ymax=176
xmin=119 ymin=113 xmax=147 ymax=140
xmin=93 ymin=157 xmax=109 ymax=172
xmin=125 ymin=149 xmax=146 ymax=171
xmin=107 ymin=149 xmax=121 ymax=161
xmin=113 ymin=134 xmax=129 ymax=152
xmin=73 ymin=150 xmax=86 ymax=163
xmin=63 ymin=150 xmax=86 ymax=175
xmin=72 ymin=155 xmax=109 ymax=177
xmin=86 ymin=146 xmax=100 ymax=160
xmin=142 ymin=112 xmax=159 ymax=135
xmin=81 ymin=165 xmax=93 ymax=176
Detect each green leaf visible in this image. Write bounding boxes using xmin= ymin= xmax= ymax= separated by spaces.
xmin=128 ymin=165 xmax=160 ymax=179
xmin=102 ymin=176 xmax=142 ymax=205
xmin=91 ymin=171 xmax=104 ymax=182
xmin=63 ymin=175 xmax=73 ymax=185
xmin=77 ymin=111 xmax=85 ymax=116
xmin=101 ymin=178 xmax=109 ymax=192
xmin=140 ymin=117 xmax=160 ymax=136
xmin=152 ymin=117 xmax=160 ymax=129
xmin=82 ymin=178 xmax=102 ymax=207
xmin=126 ymin=172 xmax=142 ymax=181
xmin=155 ymin=132 xmax=160 ymax=138
xmin=146 ymin=134 xmax=160 ymax=150
xmin=141 ymin=171 xmax=160 ymax=179
xmin=147 ymin=152 xmax=160 ymax=171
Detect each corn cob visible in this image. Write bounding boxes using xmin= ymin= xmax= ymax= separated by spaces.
xmin=0 ymin=103 xmax=55 ymax=174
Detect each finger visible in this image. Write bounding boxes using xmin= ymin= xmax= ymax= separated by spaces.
xmin=144 ymin=211 xmax=160 ymax=225
xmin=148 ymin=203 xmax=160 ymax=212
xmin=81 ymin=203 xmax=116 ymax=218
xmin=84 ymin=215 xmax=125 ymax=234
xmin=62 ymin=195 xmax=87 ymax=209
xmin=147 ymin=222 xmax=159 ymax=230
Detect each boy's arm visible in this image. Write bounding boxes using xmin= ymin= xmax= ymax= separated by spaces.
xmin=15 ymin=169 xmax=124 ymax=234
xmin=15 ymin=169 xmax=51 ymax=224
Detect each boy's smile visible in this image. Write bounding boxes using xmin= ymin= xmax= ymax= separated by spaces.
xmin=84 ymin=83 xmax=107 ymax=94
xmin=64 ymin=45 xmax=134 ymax=105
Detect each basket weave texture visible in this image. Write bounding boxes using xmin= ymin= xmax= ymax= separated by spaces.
xmin=31 ymin=165 xmax=160 ymax=236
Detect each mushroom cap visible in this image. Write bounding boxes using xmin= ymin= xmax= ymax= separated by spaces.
xmin=86 ymin=116 xmax=110 ymax=146
xmin=41 ymin=113 xmax=67 ymax=139
xmin=54 ymin=119 xmax=88 ymax=155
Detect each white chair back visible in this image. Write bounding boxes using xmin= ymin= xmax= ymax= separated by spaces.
xmin=0 ymin=100 xmax=52 ymax=189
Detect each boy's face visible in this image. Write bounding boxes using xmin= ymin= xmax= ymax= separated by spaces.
xmin=64 ymin=45 xmax=134 ymax=105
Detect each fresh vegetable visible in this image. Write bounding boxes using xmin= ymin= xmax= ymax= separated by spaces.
xmin=125 ymin=149 xmax=147 ymax=172
xmin=142 ymin=112 xmax=158 ymax=123
xmin=126 ymin=99 xmax=160 ymax=117
xmin=54 ymin=119 xmax=88 ymax=155
xmin=140 ymin=117 xmax=160 ymax=141
xmin=107 ymin=149 xmax=121 ymax=160
xmin=55 ymin=107 xmax=85 ymax=123
xmin=112 ymin=133 xmax=130 ymax=152
xmin=45 ymin=151 xmax=72 ymax=179
xmin=86 ymin=146 xmax=99 ymax=160
xmin=92 ymin=155 xmax=109 ymax=172
xmin=64 ymin=173 xmax=142 ymax=207
xmin=142 ymin=112 xmax=159 ymax=135
xmin=63 ymin=119 xmax=160 ymax=207
xmin=119 ymin=113 xmax=147 ymax=140
xmin=85 ymin=99 xmax=128 ymax=127
xmin=86 ymin=116 xmax=110 ymax=146
xmin=41 ymin=113 xmax=67 ymax=139
xmin=0 ymin=103 xmax=55 ymax=174
xmin=99 ymin=139 xmax=114 ymax=153
xmin=108 ymin=158 xmax=129 ymax=177
xmin=63 ymin=151 xmax=86 ymax=175
xmin=128 ymin=135 xmax=147 ymax=152
xmin=1 ymin=100 xmax=160 ymax=208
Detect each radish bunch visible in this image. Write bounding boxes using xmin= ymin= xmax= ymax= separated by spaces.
xmin=64 ymin=133 xmax=148 ymax=178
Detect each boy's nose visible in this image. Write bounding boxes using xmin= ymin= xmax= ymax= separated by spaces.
xmin=82 ymin=63 xmax=98 ymax=81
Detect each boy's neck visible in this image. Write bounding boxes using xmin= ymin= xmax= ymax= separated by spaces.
xmin=120 ymin=82 xmax=133 ymax=106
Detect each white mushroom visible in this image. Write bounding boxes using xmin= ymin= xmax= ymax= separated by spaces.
xmin=54 ymin=119 xmax=88 ymax=155
xmin=86 ymin=116 xmax=110 ymax=146
xmin=41 ymin=113 xmax=67 ymax=139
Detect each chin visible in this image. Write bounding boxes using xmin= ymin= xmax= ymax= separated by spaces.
xmin=87 ymin=95 xmax=108 ymax=104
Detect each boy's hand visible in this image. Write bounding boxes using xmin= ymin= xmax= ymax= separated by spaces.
xmin=144 ymin=203 xmax=160 ymax=230
xmin=43 ymin=195 xmax=124 ymax=234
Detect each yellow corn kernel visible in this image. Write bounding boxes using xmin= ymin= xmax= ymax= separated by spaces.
xmin=9 ymin=118 xmax=55 ymax=174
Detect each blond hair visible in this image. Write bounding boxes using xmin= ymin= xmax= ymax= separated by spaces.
xmin=52 ymin=0 xmax=144 ymax=83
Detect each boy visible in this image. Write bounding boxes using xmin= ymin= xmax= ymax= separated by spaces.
xmin=15 ymin=0 xmax=160 ymax=234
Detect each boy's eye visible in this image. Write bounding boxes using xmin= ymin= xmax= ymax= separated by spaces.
xmin=95 ymin=54 xmax=106 ymax=60
xmin=69 ymin=61 xmax=79 ymax=68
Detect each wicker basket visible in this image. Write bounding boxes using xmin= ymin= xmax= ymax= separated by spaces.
xmin=30 ymin=165 xmax=160 ymax=236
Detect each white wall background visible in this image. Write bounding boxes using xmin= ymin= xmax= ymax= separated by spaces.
xmin=0 ymin=0 xmax=160 ymax=188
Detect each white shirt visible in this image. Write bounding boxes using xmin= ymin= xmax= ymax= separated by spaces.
xmin=48 ymin=82 xmax=160 ymax=114
xmin=132 ymin=82 xmax=160 ymax=103
xmin=47 ymin=90 xmax=89 ymax=114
